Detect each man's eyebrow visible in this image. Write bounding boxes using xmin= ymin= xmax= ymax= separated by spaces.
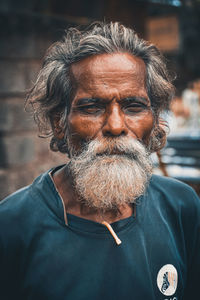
xmin=74 ymin=98 xmax=101 ymax=106
xmin=121 ymin=97 xmax=150 ymax=104
xmin=74 ymin=97 xmax=150 ymax=106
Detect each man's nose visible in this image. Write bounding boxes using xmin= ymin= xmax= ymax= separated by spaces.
xmin=102 ymin=106 xmax=128 ymax=137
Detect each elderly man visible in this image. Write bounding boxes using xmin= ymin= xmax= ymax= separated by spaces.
xmin=0 ymin=22 xmax=199 ymax=300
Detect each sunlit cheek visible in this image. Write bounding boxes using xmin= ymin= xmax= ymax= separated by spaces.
xmin=68 ymin=116 xmax=100 ymax=142
xmin=141 ymin=115 xmax=155 ymax=144
xmin=126 ymin=113 xmax=154 ymax=142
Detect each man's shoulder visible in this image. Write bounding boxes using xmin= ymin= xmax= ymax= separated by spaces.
xmin=0 ymin=184 xmax=34 ymax=244
xmin=0 ymin=170 xmax=52 ymax=226
xmin=150 ymin=174 xmax=197 ymax=194
xmin=0 ymin=185 xmax=32 ymax=214
xmin=148 ymin=174 xmax=200 ymax=212
xmin=0 ymin=167 xmax=66 ymax=249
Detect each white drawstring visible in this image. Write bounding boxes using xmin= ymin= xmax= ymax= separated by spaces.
xmin=102 ymin=221 xmax=122 ymax=245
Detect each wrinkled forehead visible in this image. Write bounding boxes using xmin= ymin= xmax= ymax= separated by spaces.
xmin=71 ymin=53 xmax=150 ymax=108
xmin=70 ymin=52 xmax=148 ymax=101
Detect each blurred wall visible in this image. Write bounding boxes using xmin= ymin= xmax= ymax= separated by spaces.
xmin=0 ymin=2 xmax=71 ymax=199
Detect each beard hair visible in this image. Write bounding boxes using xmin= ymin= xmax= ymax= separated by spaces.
xmin=67 ymin=137 xmax=152 ymax=212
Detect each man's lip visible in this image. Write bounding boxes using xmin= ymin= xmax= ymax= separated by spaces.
xmin=95 ymin=151 xmax=137 ymax=160
xmin=96 ymin=151 xmax=125 ymax=156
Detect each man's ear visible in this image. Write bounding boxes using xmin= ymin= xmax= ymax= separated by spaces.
xmin=51 ymin=114 xmax=65 ymax=140
xmin=149 ymin=117 xmax=168 ymax=153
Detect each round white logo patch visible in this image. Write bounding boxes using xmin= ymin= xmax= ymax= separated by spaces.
xmin=157 ymin=264 xmax=178 ymax=296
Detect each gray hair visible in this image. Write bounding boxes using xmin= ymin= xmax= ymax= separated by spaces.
xmin=26 ymin=21 xmax=175 ymax=154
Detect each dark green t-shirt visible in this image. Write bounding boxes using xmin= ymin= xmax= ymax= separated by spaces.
xmin=0 ymin=169 xmax=199 ymax=299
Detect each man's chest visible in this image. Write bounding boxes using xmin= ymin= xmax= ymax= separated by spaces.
xmin=19 ymin=224 xmax=186 ymax=300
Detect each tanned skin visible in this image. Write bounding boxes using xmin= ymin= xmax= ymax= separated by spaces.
xmin=52 ymin=53 xmax=154 ymax=224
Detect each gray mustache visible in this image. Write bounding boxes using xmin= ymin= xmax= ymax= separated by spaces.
xmin=68 ymin=137 xmax=150 ymax=167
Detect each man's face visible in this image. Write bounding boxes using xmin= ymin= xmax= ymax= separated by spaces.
xmin=68 ymin=52 xmax=154 ymax=153
xmin=65 ymin=53 xmax=154 ymax=211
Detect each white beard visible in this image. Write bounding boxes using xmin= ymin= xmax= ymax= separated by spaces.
xmin=67 ymin=137 xmax=152 ymax=212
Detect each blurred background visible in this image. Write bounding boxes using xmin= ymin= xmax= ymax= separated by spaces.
xmin=0 ymin=0 xmax=200 ymax=199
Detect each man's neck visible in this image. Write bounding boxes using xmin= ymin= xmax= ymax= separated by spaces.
xmin=51 ymin=165 xmax=134 ymax=224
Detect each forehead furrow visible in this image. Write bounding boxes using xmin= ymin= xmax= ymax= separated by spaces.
xmin=70 ymin=53 xmax=148 ymax=102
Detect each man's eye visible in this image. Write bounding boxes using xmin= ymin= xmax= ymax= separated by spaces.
xmin=78 ymin=105 xmax=103 ymax=114
xmin=123 ymin=104 xmax=147 ymax=113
